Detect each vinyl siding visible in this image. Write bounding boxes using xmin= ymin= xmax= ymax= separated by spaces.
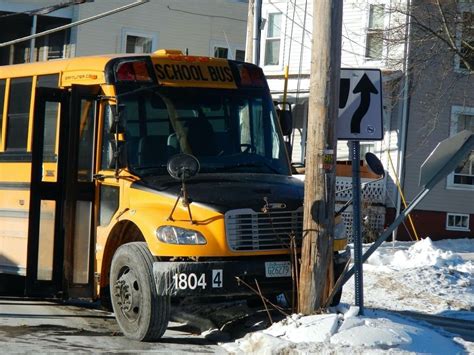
xmin=73 ymin=0 xmax=247 ymax=57
xmin=262 ymin=0 xmax=407 ymax=209
xmin=401 ymin=0 xmax=474 ymax=215
xmin=403 ymin=60 xmax=474 ymax=213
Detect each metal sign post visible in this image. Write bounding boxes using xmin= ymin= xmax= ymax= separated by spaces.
xmin=351 ymin=141 xmax=363 ymax=314
xmin=337 ymin=68 xmax=383 ymax=316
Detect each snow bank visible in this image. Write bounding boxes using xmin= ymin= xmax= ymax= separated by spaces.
xmin=366 ymin=237 xmax=470 ymax=270
xmin=343 ymin=238 xmax=474 ymax=313
xmin=221 ymin=307 xmax=464 ymax=354
xmin=221 ymin=238 xmax=473 ymax=353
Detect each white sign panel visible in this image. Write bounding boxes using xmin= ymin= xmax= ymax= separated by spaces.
xmin=337 ymin=69 xmax=383 ymax=141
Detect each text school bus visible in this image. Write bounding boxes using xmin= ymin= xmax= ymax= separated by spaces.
xmin=0 ymin=50 xmax=349 ymax=341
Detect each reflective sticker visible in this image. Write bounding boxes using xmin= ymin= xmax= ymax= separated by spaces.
xmin=212 ymin=269 xmax=223 ymax=288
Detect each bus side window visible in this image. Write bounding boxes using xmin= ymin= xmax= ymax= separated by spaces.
xmin=6 ymin=77 xmax=32 ymax=152
xmin=77 ymin=99 xmax=96 ymax=181
xmin=0 ymin=79 xmax=5 ymax=150
xmin=37 ymin=74 xmax=59 ymax=89
xmin=99 ymin=185 xmax=119 ymax=226
xmin=101 ymin=105 xmax=114 ymax=170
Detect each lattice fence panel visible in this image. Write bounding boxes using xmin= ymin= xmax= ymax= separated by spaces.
xmin=336 ymin=204 xmax=386 ymax=243
xmin=335 ymin=176 xmax=386 ymax=204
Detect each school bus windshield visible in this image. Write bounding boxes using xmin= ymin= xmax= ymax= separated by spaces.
xmin=116 ymin=86 xmax=291 ymax=176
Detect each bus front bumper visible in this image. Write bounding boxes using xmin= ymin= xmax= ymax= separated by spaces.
xmin=153 ymin=258 xmax=294 ymax=297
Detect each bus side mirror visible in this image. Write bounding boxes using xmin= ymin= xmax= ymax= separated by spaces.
xmin=109 ymin=140 xmax=127 ymax=170
xmin=275 ymin=102 xmax=293 ymax=136
xmin=109 ymin=104 xmax=126 ymax=135
xmin=108 ymin=105 xmax=126 ymax=173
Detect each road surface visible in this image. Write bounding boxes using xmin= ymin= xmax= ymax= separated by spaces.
xmin=0 ymin=297 xmax=227 ymax=353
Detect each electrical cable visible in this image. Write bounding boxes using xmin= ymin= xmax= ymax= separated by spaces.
xmin=165 ymin=5 xmax=245 ymax=22
xmin=386 ymin=148 xmax=420 ymax=241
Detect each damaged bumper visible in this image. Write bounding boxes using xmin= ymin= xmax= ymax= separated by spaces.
xmin=153 ymin=258 xmax=294 ymax=297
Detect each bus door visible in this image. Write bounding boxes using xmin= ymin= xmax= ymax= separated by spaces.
xmin=26 ymin=87 xmax=70 ymax=297
xmin=62 ymin=85 xmax=99 ymax=299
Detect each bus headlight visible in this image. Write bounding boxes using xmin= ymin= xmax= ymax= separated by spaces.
xmin=156 ymin=226 xmax=207 ymax=245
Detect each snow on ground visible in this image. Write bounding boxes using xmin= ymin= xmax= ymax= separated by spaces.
xmin=221 ymin=238 xmax=474 ymax=354
xmin=343 ymin=237 xmax=474 ymax=316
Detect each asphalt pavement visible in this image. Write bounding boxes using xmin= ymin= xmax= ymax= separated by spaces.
xmin=0 ymin=297 xmax=227 ymax=353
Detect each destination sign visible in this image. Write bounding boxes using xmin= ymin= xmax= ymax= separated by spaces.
xmin=152 ymin=58 xmax=237 ymax=89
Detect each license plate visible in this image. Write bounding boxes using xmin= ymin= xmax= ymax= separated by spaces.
xmin=265 ymin=261 xmax=291 ymax=278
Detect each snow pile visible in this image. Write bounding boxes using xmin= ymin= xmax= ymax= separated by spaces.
xmin=346 ymin=238 xmax=474 ymax=313
xmin=263 ymin=313 xmax=339 ymax=343
xmin=221 ymin=238 xmax=474 ymax=354
xmin=221 ymin=306 xmax=463 ymax=354
xmin=366 ymin=237 xmax=463 ymax=269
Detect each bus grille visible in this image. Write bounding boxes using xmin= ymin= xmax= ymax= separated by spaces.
xmin=225 ymin=208 xmax=303 ymax=251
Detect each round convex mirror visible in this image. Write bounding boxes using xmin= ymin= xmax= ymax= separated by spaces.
xmin=167 ymin=154 xmax=200 ymax=181
xmin=365 ymin=152 xmax=385 ymax=177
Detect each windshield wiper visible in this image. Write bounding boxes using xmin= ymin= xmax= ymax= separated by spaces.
xmin=132 ymin=165 xmax=168 ymax=176
xmin=222 ymin=161 xmax=281 ymax=174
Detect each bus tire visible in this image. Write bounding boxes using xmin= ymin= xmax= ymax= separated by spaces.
xmin=110 ymin=242 xmax=169 ymax=341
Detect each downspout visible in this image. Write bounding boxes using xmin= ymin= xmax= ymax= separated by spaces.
xmin=252 ymin=0 xmax=262 ymax=65
xmin=394 ymin=0 xmax=412 ymax=241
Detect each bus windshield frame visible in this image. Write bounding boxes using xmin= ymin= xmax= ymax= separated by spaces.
xmin=113 ymin=85 xmax=291 ymax=177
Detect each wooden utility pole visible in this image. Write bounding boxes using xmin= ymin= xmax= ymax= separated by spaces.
xmin=298 ymin=0 xmax=343 ymax=314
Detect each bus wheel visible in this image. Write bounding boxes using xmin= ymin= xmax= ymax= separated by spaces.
xmin=110 ymin=242 xmax=169 ymax=341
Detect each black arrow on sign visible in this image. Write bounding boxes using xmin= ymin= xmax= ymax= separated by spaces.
xmin=351 ymin=73 xmax=378 ymax=134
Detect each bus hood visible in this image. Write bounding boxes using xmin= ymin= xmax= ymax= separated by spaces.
xmin=131 ymin=173 xmax=304 ymax=214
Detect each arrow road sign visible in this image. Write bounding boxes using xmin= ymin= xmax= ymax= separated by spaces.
xmin=337 ymin=69 xmax=383 ymax=141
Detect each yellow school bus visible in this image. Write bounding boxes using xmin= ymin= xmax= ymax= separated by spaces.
xmin=0 ymin=49 xmax=349 ymax=341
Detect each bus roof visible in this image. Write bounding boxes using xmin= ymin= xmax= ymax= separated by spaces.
xmin=0 ymin=50 xmax=235 ymax=86
xmin=0 ymin=54 xmax=119 ymax=82
xmin=0 ymin=50 xmax=264 ymax=90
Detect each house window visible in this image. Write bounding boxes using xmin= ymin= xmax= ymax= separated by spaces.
xmin=214 ymin=46 xmax=229 ymax=58
xmin=264 ymin=13 xmax=282 ymax=66
xmin=126 ymin=35 xmax=152 ymax=53
xmin=122 ymin=29 xmax=157 ymax=54
xmin=211 ymin=44 xmax=245 ymax=60
xmin=446 ymin=213 xmax=470 ymax=231
xmin=459 ymin=11 xmax=474 ymax=70
xmin=449 ymin=106 xmax=474 ymax=189
xmin=235 ymin=49 xmax=245 ymax=61
xmin=365 ymin=4 xmax=384 ymax=60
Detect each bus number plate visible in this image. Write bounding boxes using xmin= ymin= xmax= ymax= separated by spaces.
xmin=265 ymin=261 xmax=291 ymax=278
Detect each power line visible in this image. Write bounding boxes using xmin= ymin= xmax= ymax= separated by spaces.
xmin=165 ymin=5 xmax=246 ymax=22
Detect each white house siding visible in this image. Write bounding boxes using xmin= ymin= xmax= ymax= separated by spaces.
xmin=261 ymin=0 xmax=408 ymax=210
xmin=261 ymin=0 xmax=312 ymax=77
xmin=341 ymin=0 xmax=406 ymax=70
xmin=72 ymin=0 xmax=247 ymax=58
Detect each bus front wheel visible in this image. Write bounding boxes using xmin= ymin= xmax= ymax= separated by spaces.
xmin=110 ymin=242 xmax=169 ymax=341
